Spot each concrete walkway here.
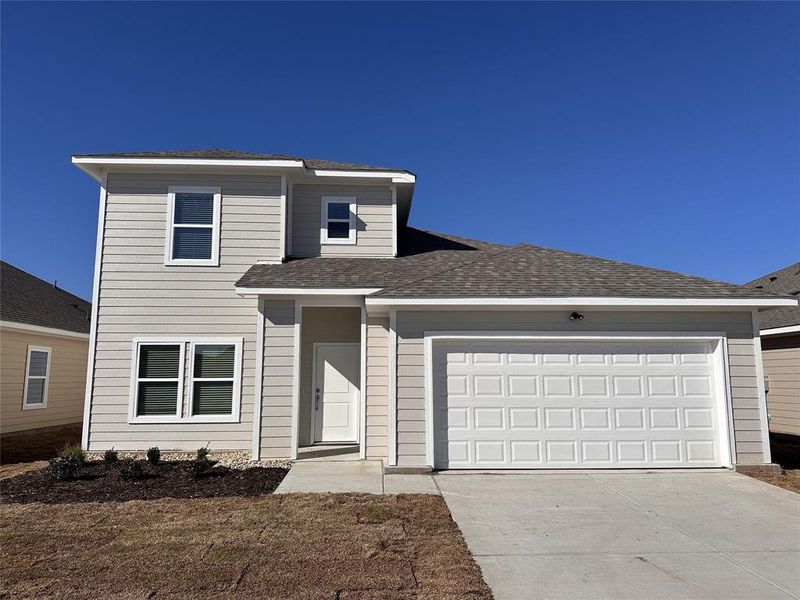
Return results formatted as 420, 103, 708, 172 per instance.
274, 459, 440, 494
437, 471, 800, 600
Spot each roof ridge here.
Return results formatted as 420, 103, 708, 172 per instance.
376, 244, 524, 296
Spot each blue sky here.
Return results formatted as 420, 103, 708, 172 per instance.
2, 1, 798, 301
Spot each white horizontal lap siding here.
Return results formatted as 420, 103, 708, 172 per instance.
291, 184, 393, 257
87, 173, 281, 452
260, 300, 296, 458
394, 310, 763, 467
365, 316, 390, 459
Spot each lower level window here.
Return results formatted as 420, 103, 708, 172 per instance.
191, 344, 236, 417
130, 338, 241, 423
23, 346, 50, 409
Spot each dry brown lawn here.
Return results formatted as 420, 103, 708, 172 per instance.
0, 493, 493, 600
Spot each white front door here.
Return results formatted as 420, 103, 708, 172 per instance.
313, 343, 359, 443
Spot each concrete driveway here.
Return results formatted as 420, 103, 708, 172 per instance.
436, 471, 800, 600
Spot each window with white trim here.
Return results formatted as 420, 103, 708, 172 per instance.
189, 343, 241, 421
129, 339, 242, 424
23, 346, 50, 409
320, 197, 356, 244
165, 186, 221, 265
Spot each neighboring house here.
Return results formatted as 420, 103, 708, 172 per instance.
747, 263, 800, 438
72, 149, 797, 471
0, 261, 91, 450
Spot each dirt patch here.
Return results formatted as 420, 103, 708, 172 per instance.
0, 494, 493, 599
747, 469, 800, 494
0, 423, 82, 464
744, 433, 800, 494
1, 461, 288, 503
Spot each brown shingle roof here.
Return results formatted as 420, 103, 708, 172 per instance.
237, 229, 787, 301
746, 262, 800, 330
1, 262, 91, 334
72, 148, 414, 175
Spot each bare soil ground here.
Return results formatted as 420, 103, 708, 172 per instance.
0, 493, 493, 599
0, 423, 82, 464
745, 433, 800, 494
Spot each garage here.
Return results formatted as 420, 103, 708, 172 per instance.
431, 337, 731, 469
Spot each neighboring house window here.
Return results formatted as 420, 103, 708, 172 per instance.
189, 343, 241, 422
23, 346, 50, 409
320, 197, 356, 244
165, 186, 221, 266
129, 338, 242, 424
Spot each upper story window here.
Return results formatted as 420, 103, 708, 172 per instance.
165, 186, 221, 266
23, 346, 50, 410
320, 196, 356, 245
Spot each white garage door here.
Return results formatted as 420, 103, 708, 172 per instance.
433, 339, 728, 469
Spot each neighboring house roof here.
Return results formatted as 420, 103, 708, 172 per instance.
71, 148, 414, 175
746, 262, 800, 330
1, 261, 91, 334
237, 228, 786, 301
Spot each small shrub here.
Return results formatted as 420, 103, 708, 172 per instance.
103, 448, 119, 465
188, 445, 218, 478
49, 456, 81, 481
146, 447, 161, 465
59, 444, 87, 466
196, 445, 210, 461
117, 459, 146, 480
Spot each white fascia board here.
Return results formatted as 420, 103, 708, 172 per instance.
1, 320, 90, 340
235, 287, 381, 297
308, 169, 416, 183
760, 324, 800, 336
71, 156, 305, 169
365, 297, 799, 308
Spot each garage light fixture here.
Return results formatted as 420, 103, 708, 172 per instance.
569, 312, 584, 321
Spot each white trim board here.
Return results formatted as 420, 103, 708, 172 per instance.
422, 331, 735, 470
366, 297, 798, 308
82, 172, 107, 449
388, 309, 398, 466
760, 324, 800, 336
751, 310, 773, 464
359, 305, 368, 459
236, 287, 381, 297
1, 321, 89, 340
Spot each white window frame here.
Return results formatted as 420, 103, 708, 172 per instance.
23, 345, 51, 410
187, 339, 243, 423
320, 196, 356, 245
128, 337, 243, 424
164, 186, 222, 266
128, 341, 185, 424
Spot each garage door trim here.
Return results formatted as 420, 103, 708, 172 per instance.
423, 331, 735, 469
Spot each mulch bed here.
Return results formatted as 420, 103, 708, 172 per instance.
743, 433, 800, 494
0, 494, 493, 599
1, 461, 288, 504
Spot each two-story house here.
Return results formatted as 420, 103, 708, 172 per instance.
73, 149, 796, 471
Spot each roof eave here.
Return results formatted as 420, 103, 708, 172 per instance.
71, 156, 416, 183
364, 296, 799, 308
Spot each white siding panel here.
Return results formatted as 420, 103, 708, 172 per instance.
260, 300, 296, 458
86, 172, 281, 452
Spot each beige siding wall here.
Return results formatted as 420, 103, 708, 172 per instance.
298, 307, 361, 445
762, 334, 800, 436
394, 310, 765, 467
365, 316, 389, 459
1, 329, 88, 434
87, 172, 282, 451
291, 183, 393, 257
260, 300, 296, 458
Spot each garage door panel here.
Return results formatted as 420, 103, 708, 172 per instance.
433, 340, 726, 469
